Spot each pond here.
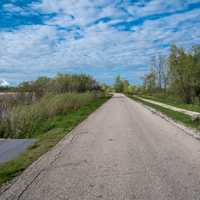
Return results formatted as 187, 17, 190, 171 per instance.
0, 139, 36, 164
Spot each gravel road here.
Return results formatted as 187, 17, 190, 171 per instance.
1, 94, 200, 200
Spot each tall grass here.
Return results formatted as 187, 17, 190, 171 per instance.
0, 92, 35, 120
0, 92, 98, 138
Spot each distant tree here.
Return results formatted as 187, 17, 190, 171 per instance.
122, 79, 130, 94
127, 85, 135, 94
143, 68, 157, 94
151, 54, 169, 90
101, 84, 113, 93
32, 76, 51, 97
17, 74, 100, 98
114, 76, 124, 92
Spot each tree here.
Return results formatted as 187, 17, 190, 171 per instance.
168, 44, 195, 103
114, 76, 124, 92
141, 44, 200, 104
192, 45, 200, 103
151, 55, 168, 90
122, 80, 129, 94
101, 84, 113, 93
143, 68, 157, 94
127, 85, 135, 94
114, 76, 130, 93
17, 74, 100, 97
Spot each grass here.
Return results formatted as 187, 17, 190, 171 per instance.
0, 92, 99, 138
0, 95, 110, 186
130, 95, 200, 132
139, 93, 200, 113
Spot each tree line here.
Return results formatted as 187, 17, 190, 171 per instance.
0, 73, 101, 111
113, 75, 135, 94
143, 44, 200, 104
16, 73, 100, 98
0, 74, 102, 138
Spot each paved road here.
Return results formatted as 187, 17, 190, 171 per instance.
1, 94, 200, 200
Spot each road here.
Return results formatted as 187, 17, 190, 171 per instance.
1, 94, 200, 200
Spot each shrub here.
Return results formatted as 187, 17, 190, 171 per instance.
0, 92, 98, 138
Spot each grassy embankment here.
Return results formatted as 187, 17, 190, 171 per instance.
0, 92, 110, 186
139, 93, 200, 112
130, 95, 200, 132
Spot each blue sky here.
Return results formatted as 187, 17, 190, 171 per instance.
0, 0, 200, 85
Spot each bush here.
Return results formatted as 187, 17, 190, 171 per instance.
0, 92, 98, 138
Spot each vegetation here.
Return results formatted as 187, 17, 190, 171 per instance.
0, 93, 99, 138
113, 75, 135, 94
0, 86, 16, 92
0, 96, 109, 185
17, 74, 100, 98
125, 44, 200, 127
0, 73, 103, 139
101, 84, 114, 94
142, 44, 200, 104
131, 95, 200, 132
138, 93, 200, 113
0, 73, 100, 115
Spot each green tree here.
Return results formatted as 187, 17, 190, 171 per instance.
127, 85, 135, 94
168, 44, 195, 103
17, 74, 100, 97
192, 45, 200, 103
122, 79, 130, 94
114, 76, 124, 92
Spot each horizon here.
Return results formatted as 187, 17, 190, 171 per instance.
0, 72, 141, 87
1, 0, 200, 86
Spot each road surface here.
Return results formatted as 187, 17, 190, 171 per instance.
1, 94, 200, 200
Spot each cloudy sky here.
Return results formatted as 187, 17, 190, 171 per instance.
0, 0, 200, 85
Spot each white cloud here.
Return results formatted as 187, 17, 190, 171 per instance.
0, 80, 10, 87
0, 0, 200, 84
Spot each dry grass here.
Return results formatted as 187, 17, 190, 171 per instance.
0, 92, 98, 138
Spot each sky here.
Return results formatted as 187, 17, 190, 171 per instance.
0, 0, 200, 86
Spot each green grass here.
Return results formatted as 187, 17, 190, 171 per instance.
140, 93, 200, 113
0, 96, 110, 186
130, 95, 200, 131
